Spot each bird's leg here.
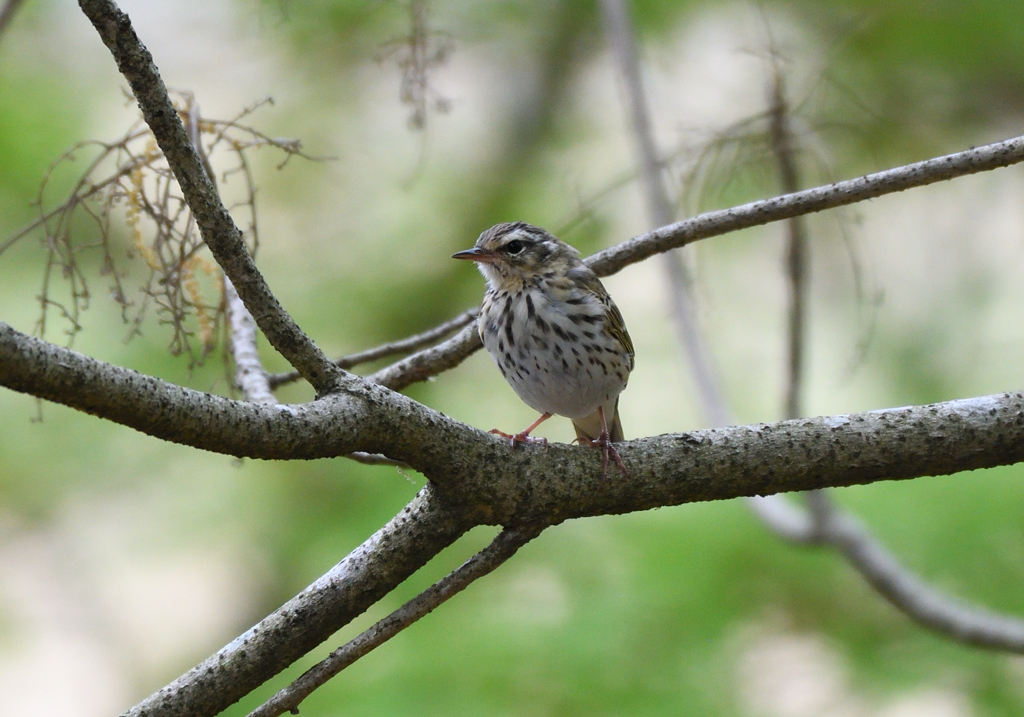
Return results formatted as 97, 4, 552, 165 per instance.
576, 406, 629, 479
490, 412, 552, 448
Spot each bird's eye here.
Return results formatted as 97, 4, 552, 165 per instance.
505, 240, 525, 255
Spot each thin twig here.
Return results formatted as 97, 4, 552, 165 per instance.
368, 322, 482, 391
247, 524, 542, 717
267, 309, 477, 389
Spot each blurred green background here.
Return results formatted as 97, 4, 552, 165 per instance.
2, 1, 1024, 715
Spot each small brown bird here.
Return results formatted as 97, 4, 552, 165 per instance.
453, 221, 634, 477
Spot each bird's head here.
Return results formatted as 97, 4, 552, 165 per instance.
452, 222, 581, 290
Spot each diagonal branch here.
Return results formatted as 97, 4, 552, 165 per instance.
247, 524, 543, 717
586, 133, 1024, 277
369, 322, 482, 391
124, 485, 474, 717
78, 0, 342, 394
805, 491, 1024, 651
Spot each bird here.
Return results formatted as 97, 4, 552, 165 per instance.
452, 221, 634, 477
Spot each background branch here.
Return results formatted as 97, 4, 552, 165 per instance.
807, 490, 1024, 650
601, 0, 1024, 659
0, 0, 24, 43
599, 0, 731, 427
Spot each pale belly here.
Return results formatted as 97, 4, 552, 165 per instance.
480, 289, 630, 420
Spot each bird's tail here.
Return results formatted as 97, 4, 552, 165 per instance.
572, 398, 624, 443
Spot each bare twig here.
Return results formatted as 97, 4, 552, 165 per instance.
267, 309, 477, 389
368, 322, 482, 391
78, 0, 342, 393
345, 451, 410, 467
585, 133, 1024, 278
248, 524, 542, 717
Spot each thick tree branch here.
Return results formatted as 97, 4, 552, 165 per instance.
0, 322, 481, 479
77, 0, 342, 393
4, 322, 1024, 525
248, 524, 542, 717
124, 485, 474, 717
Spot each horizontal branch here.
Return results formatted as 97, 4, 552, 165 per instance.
4, 322, 1023, 525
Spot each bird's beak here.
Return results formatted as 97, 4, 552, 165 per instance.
451, 247, 497, 264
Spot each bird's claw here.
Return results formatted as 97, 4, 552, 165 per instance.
489, 428, 548, 448
577, 431, 629, 479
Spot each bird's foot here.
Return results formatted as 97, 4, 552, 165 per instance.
489, 428, 549, 448
489, 412, 553, 449
577, 430, 629, 479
